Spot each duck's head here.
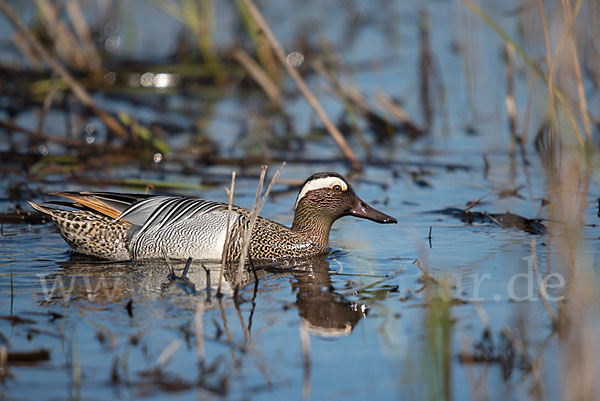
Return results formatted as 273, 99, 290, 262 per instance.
292, 172, 396, 245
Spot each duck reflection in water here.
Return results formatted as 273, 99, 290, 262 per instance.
42, 254, 366, 338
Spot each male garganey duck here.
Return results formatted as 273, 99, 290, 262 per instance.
29, 172, 396, 261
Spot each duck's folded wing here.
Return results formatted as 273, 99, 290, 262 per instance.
53, 192, 230, 232
117, 197, 229, 234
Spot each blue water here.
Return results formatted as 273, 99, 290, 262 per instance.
1, 0, 599, 400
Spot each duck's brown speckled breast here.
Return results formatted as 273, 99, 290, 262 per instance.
226, 215, 328, 262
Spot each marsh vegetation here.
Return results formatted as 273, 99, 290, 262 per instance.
0, 0, 599, 400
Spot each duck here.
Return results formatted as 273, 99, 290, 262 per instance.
29, 172, 397, 262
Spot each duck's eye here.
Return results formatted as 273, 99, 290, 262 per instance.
332, 185, 342, 192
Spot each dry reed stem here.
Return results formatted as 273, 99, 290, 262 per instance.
504, 44, 518, 148
0, 346, 6, 380
65, 0, 102, 73
218, 171, 236, 297
464, 191, 492, 213
235, 165, 267, 291
232, 47, 281, 105
37, 74, 59, 134
535, 0, 563, 147
461, 0, 585, 148
242, 0, 361, 171
520, 66, 536, 158
0, 0, 128, 140
560, 0, 591, 142
234, 162, 285, 290
12, 33, 42, 70
413, 258, 437, 285
315, 60, 415, 148
36, 0, 87, 70
235, 0, 282, 84
154, 339, 181, 370
540, 0, 588, 148
313, 60, 369, 112
255, 162, 285, 212
537, 0, 558, 119
375, 92, 412, 124
312, 44, 373, 158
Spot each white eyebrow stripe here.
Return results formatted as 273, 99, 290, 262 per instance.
295, 177, 348, 209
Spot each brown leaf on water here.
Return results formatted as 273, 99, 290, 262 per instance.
430, 208, 547, 235
7, 349, 50, 365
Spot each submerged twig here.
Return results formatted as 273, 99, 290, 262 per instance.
419, 10, 433, 131
182, 257, 192, 279
195, 302, 205, 374
428, 226, 433, 248
202, 264, 211, 303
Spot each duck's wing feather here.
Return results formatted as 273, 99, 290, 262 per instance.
52, 192, 153, 221
117, 196, 230, 234
52, 193, 230, 232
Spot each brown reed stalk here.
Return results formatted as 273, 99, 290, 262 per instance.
37, 74, 59, 135
12, 33, 42, 70
217, 171, 236, 298
504, 44, 518, 152
65, 0, 102, 73
242, 0, 361, 171
520, 66, 536, 160
0, 0, 128, 140
535, 0, 559, 146
462, 0, 585, 148
234, 163, 285, 292
317, 39, 373, 157
232, 48, 281, 105
560, 0, 591, 143
375, 92, 413, 126
234, 0, 281, 84
235, 166, 266, 293
36, 0, 87, 70
419, 10, 433, 132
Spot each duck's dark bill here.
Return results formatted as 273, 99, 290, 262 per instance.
348, 200, 397, 224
